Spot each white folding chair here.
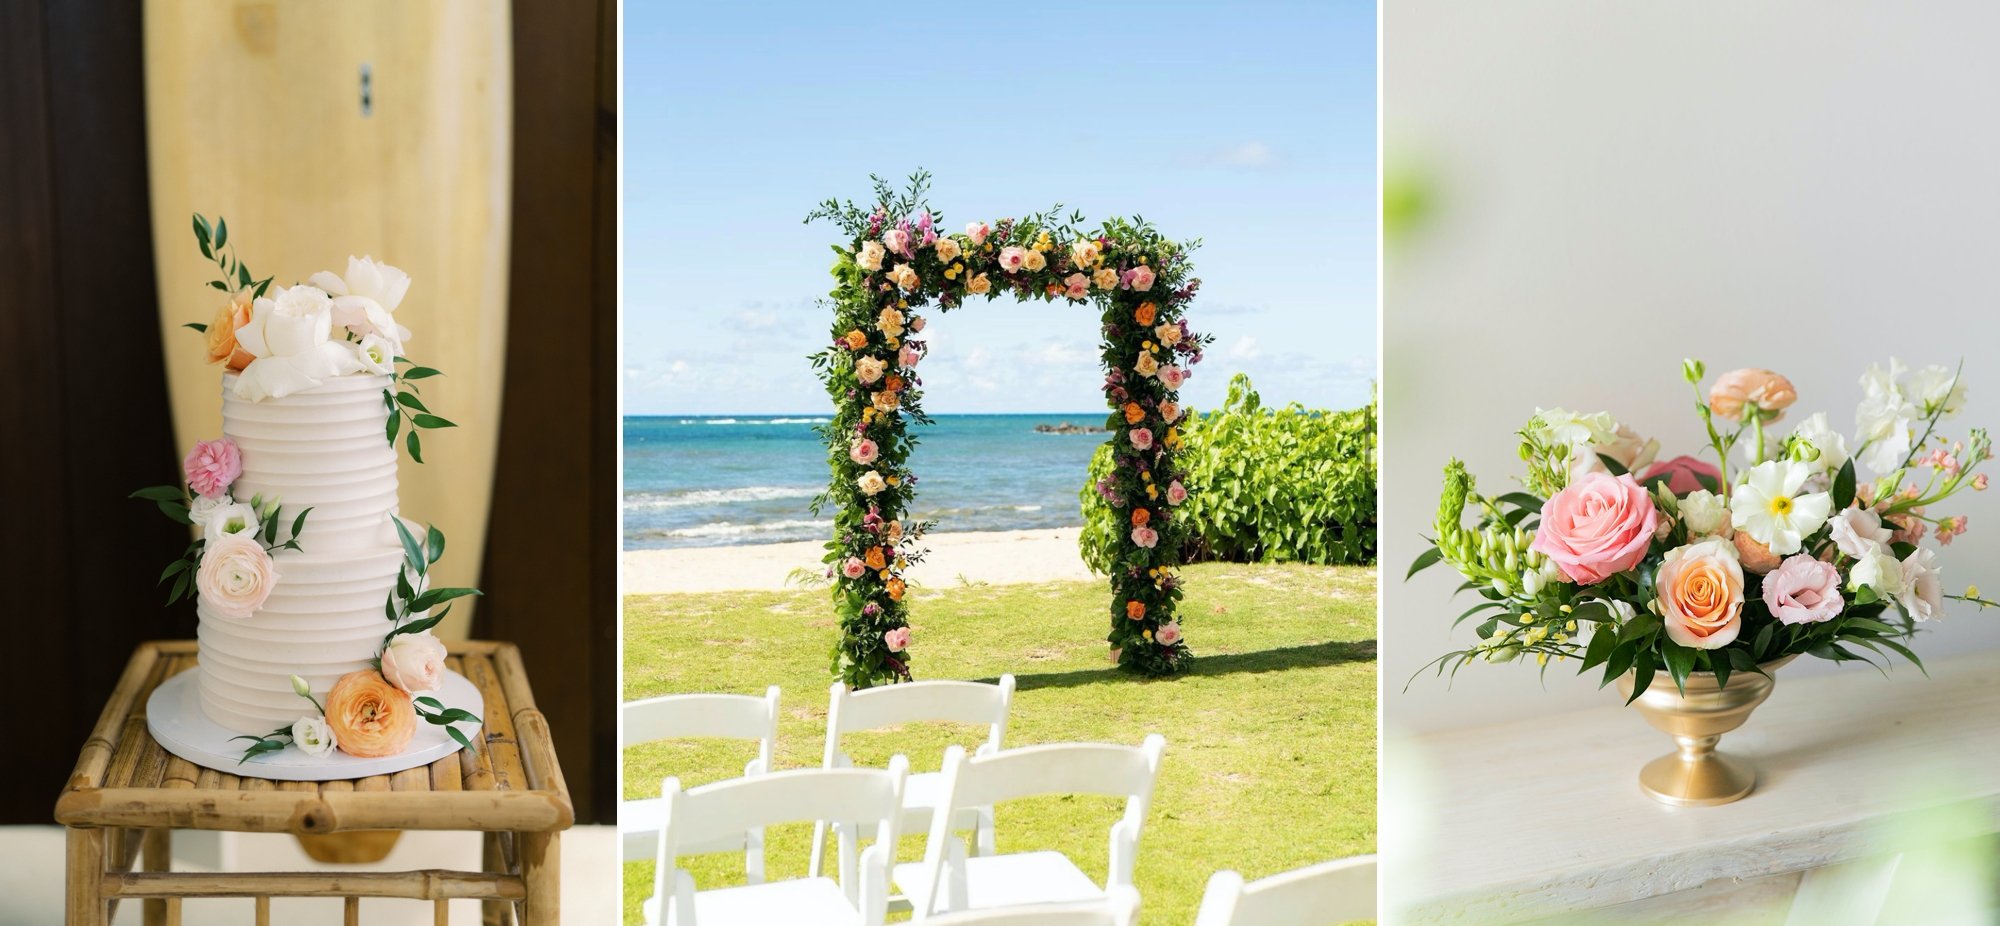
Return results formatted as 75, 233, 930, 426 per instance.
620, 687, 780, 879
810, 675, 1016, 902
923, 884, 1141, 926
897, 735, 1167, 921
649, 759, 909, 926
1193, 855, 1377, 926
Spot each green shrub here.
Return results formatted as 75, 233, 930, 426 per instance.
1081, 373, 1377, 568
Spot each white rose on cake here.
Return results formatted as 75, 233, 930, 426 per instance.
380, 630, 449, 693
309, 255, 413, 352
232, 285, 366, 401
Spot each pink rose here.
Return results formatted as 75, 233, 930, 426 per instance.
1130, 428, 1155, 450
1160, 401, 1182, 423
1166, 480, 1187, 505
998, 247, 1028, 272
883, 627, 910, 652
1530, 472, 1659, 584
910, 316, 926, 333
195, 532, 278, 619
1131, 525, 1159, 548
882, 228, 912, 257
1639, 455, 1722, 496
1657, 538, 1745, 649
1158, 366, 1188, 389
379, 631, 449, 694
849, 438, 879, 465
965, 222, 989, 246
1064, 272, 1090, 300
1762, 554, 1844, 625
842, 557, 867, 579
899, 344, 921, 368
1122, 265, 1156, 291
1155, 621, 1182, 646
183, 438, 243, 499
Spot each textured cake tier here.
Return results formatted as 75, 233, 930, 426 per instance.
199, 372, 408, 734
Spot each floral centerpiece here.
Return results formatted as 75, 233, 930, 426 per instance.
1410, 359, 1991, 802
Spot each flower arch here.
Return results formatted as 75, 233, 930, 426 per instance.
809, 173, 1211, 688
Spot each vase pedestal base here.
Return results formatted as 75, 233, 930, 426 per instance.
1639, 748, 1756, 806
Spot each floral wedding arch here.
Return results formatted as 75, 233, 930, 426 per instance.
809, 173, 1211, 688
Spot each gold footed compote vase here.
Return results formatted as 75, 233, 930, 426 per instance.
1616, 654, 1796, 806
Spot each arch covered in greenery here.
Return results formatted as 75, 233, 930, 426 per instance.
809, 173, 1211, 688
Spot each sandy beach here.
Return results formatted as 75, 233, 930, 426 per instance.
623, 527, 1096, 594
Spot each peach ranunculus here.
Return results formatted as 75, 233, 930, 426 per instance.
1639, 455, 1723, 496
196, 533, 278, 619
325, 670, 418, 758
205, 290, 256, 371
1708, 368, 1798, 423
379, 630, 449, 694
1732, 530, 1784, 574
1655, 537, 1746, 649
1529, 472, 1659, 584
1134, 303, 1157, 326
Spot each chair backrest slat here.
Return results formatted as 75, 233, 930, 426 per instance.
664, 763, 906, 854
947, 739, 1162, 809
1194, 856, 1377, 926
623, 687, 779, 747
830, 676, 1015, 734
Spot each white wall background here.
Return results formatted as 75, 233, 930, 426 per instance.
1384, 1, 2000, 737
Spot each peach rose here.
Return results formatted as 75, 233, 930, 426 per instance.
1154, 323, 1183, 346
855, 356, 886, 384
1134, 303, 1157, 326
379, 631, 448, 694
1530, 472, 1658, 584
325, 670, 418, 758
1160, 401, 1182, 423
865, 547, 887, 570
1071, 238, 1102, 268
1123, 403, 1145, 425
205, 290, 255, 371
844, 330, 869, 350
886, 577, 906, 601
871, 390, 899, 413
1134, 352, 1160, 377
888, 264, 920, 293
856, 240, 886, 271
1064, 272, 1090, 300
1656, 538, 1745, 649
1123, 265, 1156, 291
966, 273, 992, 295
934, 237, 961, 262
1126, 600, 1147, 620
196, 533, 278, 619
1131, 508, 1151, 527
1023, 249, 1047, 272
1708, 369, 1797, 422
1093, 268, 1120, 290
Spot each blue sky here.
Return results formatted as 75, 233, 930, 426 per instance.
623, 0, 1376, 415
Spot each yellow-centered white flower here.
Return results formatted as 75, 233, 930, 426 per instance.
1729, 460, 1832, 555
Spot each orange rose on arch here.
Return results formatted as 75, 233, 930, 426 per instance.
205, 290, 255, 371
1125, 600, 1146, 620
1122, 403, 1145, 425
325, 670, 418, 758
884, 375, 904, 393
1131, 508, 1151, 527
865, 547, 887, 570
1134, 302, 1157, 326
886, 577, 906, 601
844, 330, 869, 350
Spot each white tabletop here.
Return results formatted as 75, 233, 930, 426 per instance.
1385, 651, 2000, 924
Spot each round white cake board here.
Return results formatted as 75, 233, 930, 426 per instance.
146, 668, 484, 781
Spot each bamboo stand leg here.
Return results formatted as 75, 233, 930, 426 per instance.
66, 826, 107, 926
484, 831, 511, 926
142, 828, 179, 926
518, 830, 559, 926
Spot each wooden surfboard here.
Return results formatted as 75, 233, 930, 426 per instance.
145, 0, 512, 640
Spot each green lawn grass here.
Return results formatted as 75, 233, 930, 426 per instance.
621, 562, 1377, 925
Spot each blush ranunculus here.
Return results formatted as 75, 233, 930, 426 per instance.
1639, 455, 1722, 496
195, 532, 278, 619
1762, 554, 1844, 625
1656, 538, 1745, 649
1529, 472, 1659, 584
1708, 368, 1798, 422
183, 438, 243, 499
324, 670, 418, 758
378, 631, 449, 694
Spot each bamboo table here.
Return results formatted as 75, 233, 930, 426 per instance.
55, 640, 574, 926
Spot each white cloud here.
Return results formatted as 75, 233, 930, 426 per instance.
732, 308, 781, 331
1190, 141, 1281, 170
1227, 335, 1262, 361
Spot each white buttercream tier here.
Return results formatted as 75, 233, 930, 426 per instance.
199, 372, 416, 735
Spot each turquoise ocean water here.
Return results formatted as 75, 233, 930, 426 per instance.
623, 414, 1110, 549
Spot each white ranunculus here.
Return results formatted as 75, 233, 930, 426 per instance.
1730, 460, 1832, 555
1787, 411, 1851, 477
233, 285, 366, 400
308, 255, 412, 351
1898, 547, 1944, 621
1906, 364, 1967, 417
1855, 359, 1917, 473
354, 334, 397, 375
291, 715, 338, 758
1848, 547, 1907, 599
1680, 489, 1733, 539
1828, 507, 1893, 559
204, 501, 262, 537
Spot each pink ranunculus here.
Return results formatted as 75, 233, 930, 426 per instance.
1762, 554, 1844, 625
1130, 428, 1155, 450
183, 438, 243, 499
997, 246, 1028, 272
1122, 265, 1156, 291
379, 630, 449, 694
1158, 365, 1188, 389
1639, 455, 1722, 496
849, 438, 879, 465
842, 557, 867, 579
1131, 525, 1159, 549
1064, 272, 1090, 300
899, 344, 921, 368
1166, 480, 1187, 505
1155, 621, 1182, 646
883, 627, 910, 652
1530, 472, 1659, 584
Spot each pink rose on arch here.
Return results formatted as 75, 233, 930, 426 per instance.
1064, 272, 1090, 300
1530, 472, 1659, 584
1130, 428, 1155, 450
965, 221, 990, 245
1762, 554, 1844, 625
997, 246, 1029, 272
1122, 265, 1156, 291
1158, 365, 1188, 389
183, 438, 243, 499
1166, 480, 1188, 505
882, 227, 912, 257
910, 315, 926, 333
1639, 455, 1722, 496
849, 439, 879, 465
842, 557, 867, 580
1155, 621, 1182, 646
1131, 525, 1159, 548
899, 344, 921, 368
883, 627, 911, 652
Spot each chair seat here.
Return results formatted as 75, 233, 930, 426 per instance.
899, 771, 983, 833
622, 796, 749, 862
894, 851, 1105, 915
646, 877, 862, 926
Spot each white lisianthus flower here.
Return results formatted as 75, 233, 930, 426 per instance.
1855, 358, 1918, 473
1730, 460, 1832, 555
1786, 411, 1851, 478
1828, 508, 1893, 559
188, 494, 230, 535
1679, 489, 1733, 539
1906, 364, 1967, 417
291, 715, 338, 758
204, 501, 262, 537
1848, 547, 1906, 599
233, 285, 366, 400
1897, 547, 1945, 621
308, 255, 412, 351
354, 334, 397, 375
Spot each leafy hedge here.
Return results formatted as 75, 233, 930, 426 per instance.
1081, 373, 1376, 569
